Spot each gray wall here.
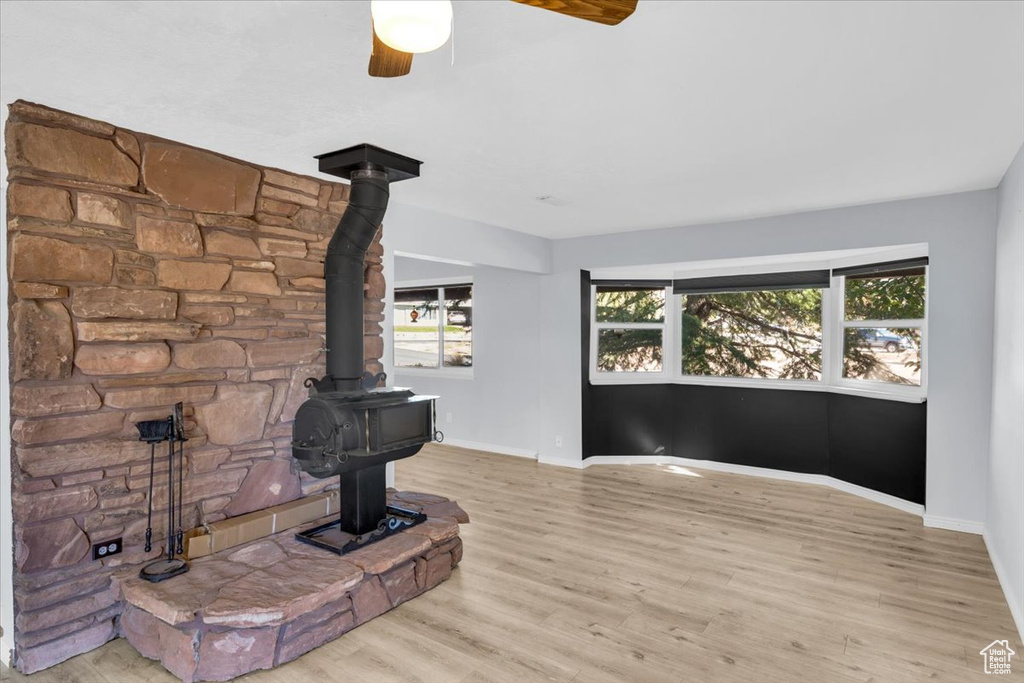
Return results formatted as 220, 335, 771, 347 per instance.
541, 190, 999, 527
381, 204, 548, 456
385, 202, 551, 274
391, 257, 542, 455
987, 143, 1024, 637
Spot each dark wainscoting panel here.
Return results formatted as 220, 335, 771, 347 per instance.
827, 392, 926, 504
586, 383, 926, 504
672, 385, 830, 475
590, 383, 674, 456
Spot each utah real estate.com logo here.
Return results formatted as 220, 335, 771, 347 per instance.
979, 640, 1015, 675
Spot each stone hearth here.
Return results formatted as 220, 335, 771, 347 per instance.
115, 490, 468, 682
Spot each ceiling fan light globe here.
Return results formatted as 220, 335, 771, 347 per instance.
371, 0, 453, 54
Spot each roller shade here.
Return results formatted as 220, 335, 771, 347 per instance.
592, 280, 671, 291
672, 270, 830, 295
394, 283, 472, 302
832, 257, 928, 279
442, 284, 472, 301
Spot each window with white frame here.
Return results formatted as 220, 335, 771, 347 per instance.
836, 260, 927, 387
394, 284, 473, 369
679, 288, 824, 381
591, 256, 928, 398
674, 269, 829, 382
593, 284, 667, 373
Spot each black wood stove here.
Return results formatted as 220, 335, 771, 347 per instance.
291, 144, 437, 555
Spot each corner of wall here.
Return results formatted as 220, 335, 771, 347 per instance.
984, 140, 1024, 644
984, 530, 1024, 643
1, 183, 15, 666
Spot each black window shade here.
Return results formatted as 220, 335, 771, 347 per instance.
832, 257, 928, 279
592, 280, 671, 292
443, 284, 472, 301
673, 270, 830, 295
395, 283, 472, 303
394, 287, 437, 303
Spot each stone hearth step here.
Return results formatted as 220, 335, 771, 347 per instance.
115, 490, 467, 682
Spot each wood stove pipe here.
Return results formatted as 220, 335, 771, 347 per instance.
313, 144, 422, 394
324, 165, 390, 393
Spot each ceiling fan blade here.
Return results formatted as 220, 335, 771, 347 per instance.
368, 23, 413, 78
510, 0, 637, 26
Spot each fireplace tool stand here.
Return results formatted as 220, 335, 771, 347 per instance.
135, 402, 189, 583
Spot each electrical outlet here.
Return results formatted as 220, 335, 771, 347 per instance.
445, 412, 453, 424
555, 435, 563, 447
92, 538, 123, 561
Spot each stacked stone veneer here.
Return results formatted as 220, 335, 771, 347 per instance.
118, 491, 467, 682
5, 101, 387, 673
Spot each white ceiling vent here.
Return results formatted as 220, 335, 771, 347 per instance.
536, 195, 570, 207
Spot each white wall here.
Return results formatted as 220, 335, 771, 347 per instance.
393, 257, 542, 456
539, 190, 999, 527
383, 203, 550, 456
986, 143, 1024, 639
385, 202, 551, 274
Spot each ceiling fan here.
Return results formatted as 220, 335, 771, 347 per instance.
368, 0, 638, 78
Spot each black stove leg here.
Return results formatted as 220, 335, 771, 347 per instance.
337, 464, 387, 536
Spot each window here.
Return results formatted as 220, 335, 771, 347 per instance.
674, 270, 829, 382
394, 284, 472, 369
680, 289, 823, 380
838, 261, 926, 386
590, 254, 928, 399
594, 285, 665, 372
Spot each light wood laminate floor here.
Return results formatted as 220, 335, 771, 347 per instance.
3, 444, 1021, 682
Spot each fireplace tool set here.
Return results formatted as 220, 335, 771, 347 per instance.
135, 402, 190, 583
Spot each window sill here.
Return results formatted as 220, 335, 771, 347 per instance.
589, 374, 926, 403
394, 367, 474, 381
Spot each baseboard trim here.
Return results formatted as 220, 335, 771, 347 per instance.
537, 453, 586, 469
983, 531, 1024, 643
441, 439, 537, 460
923, 514, 985, 535
604, 455, 926, 517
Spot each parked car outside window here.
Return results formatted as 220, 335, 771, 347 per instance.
856, 328, 916, 353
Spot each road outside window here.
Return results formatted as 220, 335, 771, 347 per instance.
395, 284, 473, 369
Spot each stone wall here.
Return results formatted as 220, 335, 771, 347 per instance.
5, 101, 386, 672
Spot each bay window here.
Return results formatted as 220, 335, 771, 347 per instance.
591, 256, 928, 400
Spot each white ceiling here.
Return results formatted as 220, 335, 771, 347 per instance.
1, 1, 1022, 239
